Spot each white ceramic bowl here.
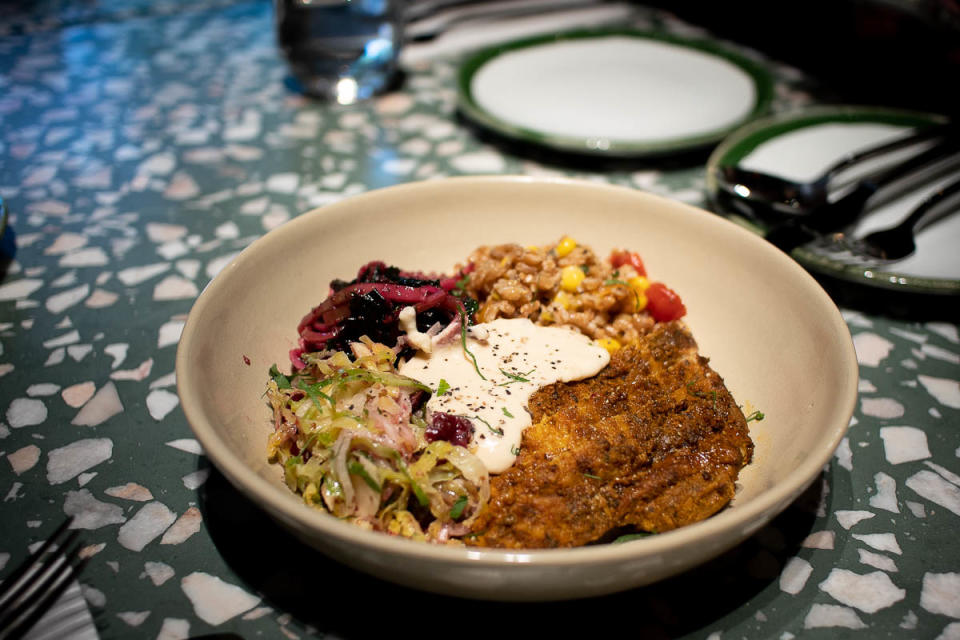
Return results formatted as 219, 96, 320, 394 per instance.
176, 176, 858, 601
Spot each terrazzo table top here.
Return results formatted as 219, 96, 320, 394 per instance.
1, 1, 958, 638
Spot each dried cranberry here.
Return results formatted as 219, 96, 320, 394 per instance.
426, 412, 474, 448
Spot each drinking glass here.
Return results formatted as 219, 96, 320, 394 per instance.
274, 0, 404, 104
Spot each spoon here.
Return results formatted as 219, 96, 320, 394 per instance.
717, 134, 960, 252
718, 121, 957, 221
849, 175, 960, 262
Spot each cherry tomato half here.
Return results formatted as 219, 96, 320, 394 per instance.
646, 282, 686, 322
609, 250, 647, 276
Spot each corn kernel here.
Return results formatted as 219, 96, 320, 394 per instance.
631, 290, 648, 312
596, 337, 621, 353
560, 265, 585, 291
540, 309, 554, 323
555, 236, 577, 258
628, 276, 650, 292
552, 291, 573, 309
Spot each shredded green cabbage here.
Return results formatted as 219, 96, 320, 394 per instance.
266, 336, 489, 543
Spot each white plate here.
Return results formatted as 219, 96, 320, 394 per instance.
457, 30, 774, 157
706, 106, 959, 294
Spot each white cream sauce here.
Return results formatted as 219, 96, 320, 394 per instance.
398, 317, 610, 473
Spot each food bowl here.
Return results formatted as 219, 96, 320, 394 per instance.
176, 176, 857, 601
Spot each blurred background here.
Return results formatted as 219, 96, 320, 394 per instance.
645, 0, 960, 116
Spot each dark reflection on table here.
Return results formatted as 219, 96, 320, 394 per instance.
644, 0, 960, 117
198, 461, 827, 639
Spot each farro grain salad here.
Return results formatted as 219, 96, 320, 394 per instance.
265, 237, 755, 548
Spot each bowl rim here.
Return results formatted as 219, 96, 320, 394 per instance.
176, 175, 858, 569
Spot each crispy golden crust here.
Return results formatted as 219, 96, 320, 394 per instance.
466, 321, 753, 549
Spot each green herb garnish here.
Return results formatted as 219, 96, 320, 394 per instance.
686, 379, 718, 410
502, 407, 514, 418
410, 480, 430, 507
582, 472, 601, 480
745, 410, 765, 423
449, 495, 468, 520
452, 273, 470, 296
498, 368, 535, 386
473, 415, 502, 436
298, 380, 335, 410
436, 379, 450, 396
603, 278, 641, 309
347, 461, 381, 492
458, 304, 486, 380
269, 364, 291, 389
393, 454, 430, 507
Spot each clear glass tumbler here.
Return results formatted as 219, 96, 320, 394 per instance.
274, 0, 404, 104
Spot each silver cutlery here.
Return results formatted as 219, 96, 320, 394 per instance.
0, 518, 87, 640
718, 121, 956, 216
813, 176, 960, 265
728, 135, 960, 253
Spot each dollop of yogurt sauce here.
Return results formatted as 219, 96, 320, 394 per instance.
397, 314, 610, 473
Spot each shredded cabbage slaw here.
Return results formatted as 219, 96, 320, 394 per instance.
266, 337, 490, 544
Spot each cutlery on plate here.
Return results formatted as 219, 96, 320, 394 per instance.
0, 518, 87, 640
814, 175, 960, 264
718, 121, 957, 217
725, 135, 960, 253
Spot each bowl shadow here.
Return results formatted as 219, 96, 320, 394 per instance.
197, 461, 826, 639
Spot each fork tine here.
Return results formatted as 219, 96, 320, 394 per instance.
0, 530, 79, 614
0, 518, 74, 606
0, 518, 85, 640
0, 549, 88, 640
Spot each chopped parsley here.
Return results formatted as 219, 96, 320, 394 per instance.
473, 415, 502, 436
458, 304, 485, 380
449, 495, 468, 520
298, 379, 336, 410
602, 278, 640, 308
502, 407, 514, 418
498, 368, 535, 386
436, 378, 450, 396
269, 364, 291, 389
745, 409, 765, 423
603, 278, 631, 287
686, 379, 718, 410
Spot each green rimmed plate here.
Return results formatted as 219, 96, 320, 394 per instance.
456, 29, 775, 158
705, 105, 958, 296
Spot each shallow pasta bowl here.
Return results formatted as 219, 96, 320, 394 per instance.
176, 176, 857, 601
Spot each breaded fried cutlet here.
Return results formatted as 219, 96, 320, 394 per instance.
467, 321, 753, 549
